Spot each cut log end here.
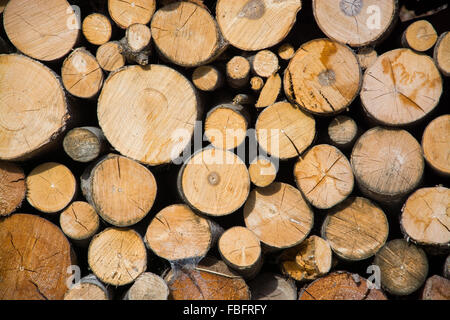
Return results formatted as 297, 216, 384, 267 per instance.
192, 65, 224, 92
402, 20, 437, 52
60, 201, 99, 242
0, 54, 68, 161
322, 197, 389, 261
422, 115, 450, 176
0, 162, 26, 216
313, 0, 397, 47
244, 182, 314, 250
255, 73, 281, 108
280, 235, 332, 281
62, 48, 104, 99
278, 43, 295, 60
120, 23, 152, 65
165, 257, 251, 300
434, 32, 450, 77
401, 187, 450, 248
151, 1, 225, 67
294, 144, 354, 209
250, 50, 279, 78
218, 226, 262, 278
421, 275, 450, 300
179, 148, 250, 216
0, 213, 76, 300
226, 56, 251, 88
356, 47, 378, 70
63, 127, 107, 163
374, 239, 428, 296
250, 76, 264, 91
64, 275, 111, 300
82, 13, 112, 46
81, 154, 157, 227
26, 162, 76, 214
361, 49, 442, 126
249, 273, 297, 300
145, 204, 216, 262
3, 0, 79, 61
351, 127, 424, 204
327, 115, 358, 148
256, 101, 316, 160
284, 39, 361, 115
216, 0, 302, 51
124, 272, 169, 300
204, 104, 248, 150
98, 64, 199, 165
88, 227, 147, 286
96, 42, 126, 72
249, 156, 277, 188
108, 0, 156, 29
299, 271, 387, 300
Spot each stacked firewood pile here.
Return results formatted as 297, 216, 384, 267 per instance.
0, 0, 449, 300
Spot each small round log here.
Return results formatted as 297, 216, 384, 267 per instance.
280, 235, 332, 281
26, 162, 77, 214
123, 272, 169, 300
356, 47, 378, 70
82, 13, 112, 46
204, 103, 248, 150
374, 239, 429, 296
294, 144, 354, 209
327, 115, 358, 149
421, 275, 450, 300
284, 38, 361, 115
88, 227, 147, 286
278, 43, 295, 60
120, 23, 152, 65
61, 48, 104, 99
249, 50, 279, 78
145, 204, 220, 262
226, 56, 251, 89
248, 156, 277, 188
96, 41, 126, 72
218, 226, 262, 279
351, 127, 424, 204
402, 20, 437, 52
81, 154, 157, 227
63, 127, 108, 163
250, 76, 264, 91
322, 197, 389, 261
255, 101, 316, 160
192, 65, 224, 92
244, 182, 314, 250
59, 201, 100, 244
255, 73, 281, 108
177, 148, 250, 217
64, 274, 111, 300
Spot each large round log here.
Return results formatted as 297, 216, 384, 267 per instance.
3, 0, 79, 61
98, 64, 200, 166
351, 127, 424, 204
360, 49, 442, 126
313, 0, 397, 47
0, 54, 69, 161
0, 213, 76, 300
216, 0, 302, 51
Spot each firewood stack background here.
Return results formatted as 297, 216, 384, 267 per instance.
0, 0, 449, 300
